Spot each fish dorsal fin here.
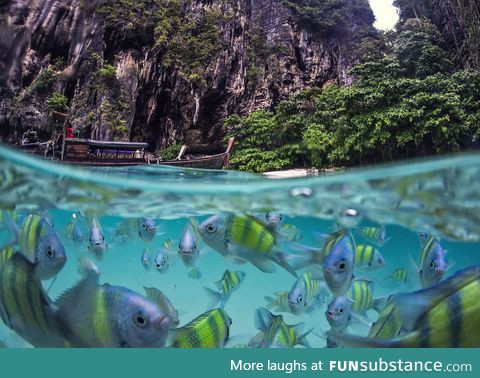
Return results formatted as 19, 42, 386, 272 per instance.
393, 266, 480, 331
291, 322, 305, 335
56, 277, 99, 338
254, 307, 277, 332
144, 287, 175, 313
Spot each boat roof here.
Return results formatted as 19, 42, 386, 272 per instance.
65, 138, 149, 149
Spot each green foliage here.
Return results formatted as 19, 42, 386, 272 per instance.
158, 144, 183, 161
34, 68, 56, 92
155, 2, 223, 83
99, 98, 129, 141
98, 64, 117, 80
227, 20, 480, 172
100, 0, 161, 37
47, 91, 68, 112
282, 0, 374, 36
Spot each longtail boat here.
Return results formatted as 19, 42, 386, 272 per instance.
18, 131, 235, 169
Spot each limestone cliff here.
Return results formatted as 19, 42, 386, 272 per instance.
0, 0, 375, 149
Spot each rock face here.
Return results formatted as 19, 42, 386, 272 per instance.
398, 0, 480, 70
0, 0, 374, 149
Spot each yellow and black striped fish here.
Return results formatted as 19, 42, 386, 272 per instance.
0, 245, 14, 267
355, 244, 385, 271
348, 279, 375, 313
288, 271, 328, 315
0, 250, 68, 347
171, 308, 232, 348
274, 321, 312, 348
368, 299, 405, 339
254, 307, 311, 348
204, 269, 246, 308
57, 278, 171, 348
198, 213, 299, 276
328, 265, 480, 347
264, 291, 290, 313
347, 279, 387, 314
390, 268, 408, 283
359, 226, 388, 246
18, 213, 67, 280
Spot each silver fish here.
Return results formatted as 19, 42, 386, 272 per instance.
141, 247, 152, 271
88, 216, 107, 261
178, 219, 200, 267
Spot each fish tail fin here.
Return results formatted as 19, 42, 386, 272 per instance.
276, 252, 299, 277
254, 307, 275, 333
298, 328, 314, 348
203, 287, 222, 308
288, 242, 324, 265
327, 330, 415, 348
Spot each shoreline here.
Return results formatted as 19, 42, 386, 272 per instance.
262, 167, 343, 179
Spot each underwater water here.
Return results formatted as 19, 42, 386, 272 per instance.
0, 144, 479, 348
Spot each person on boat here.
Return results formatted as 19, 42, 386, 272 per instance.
66, 125, 74, 138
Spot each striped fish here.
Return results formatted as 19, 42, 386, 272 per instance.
348, 279, 374, 313
87, 216, 107, 261
368, 299, 405, 339
390, 268, 408, 283
264, 291, 290, 313
198, 213, 299, 277
347, 279, 387, 314
65, 221, 84, 243
417, 236, 447, 288
326, 296, 354, 332
355, 244, 385, 271
359, 226, 389, 246
170, 309, 232, 348
0, 245, 14, 267
288, 271, 328, 315
275, 321, 312, 348
254, 307, 311, 348
204, 269, 246, 308
328, 265, 480, 347
57, 278, 171, 347
114, 217, 156, 242
18, 213, 67, 280
0, 251, 68, 347
321, 230, 356, 297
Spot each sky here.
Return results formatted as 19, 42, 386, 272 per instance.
369, 0, 399, 30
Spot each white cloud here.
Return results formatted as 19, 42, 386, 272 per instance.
369, 0, 399, 30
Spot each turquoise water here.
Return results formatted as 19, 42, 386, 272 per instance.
0, 144, 479, 348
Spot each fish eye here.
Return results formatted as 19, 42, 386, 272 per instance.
429, 261, 435, 269
142, 223, 147, 229
378, 258, 383, 263
338, 262, 346, 272
133, 311, 149, 328
206, 224, 217, 233
298, 296, 303, 303
265, 212, 270, 219
46, 247, 55, 259
338, 308, 344, 314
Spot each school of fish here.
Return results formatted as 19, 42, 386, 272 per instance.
0, 209, 479, 348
